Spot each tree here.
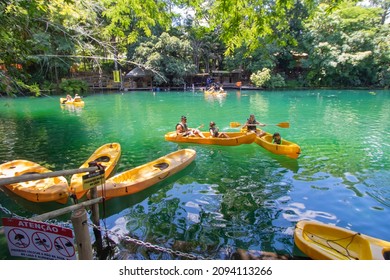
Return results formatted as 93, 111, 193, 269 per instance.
250, 68, 271, 87
0, 0, 175, 95
183, 0, 343, 55
132, 32, 196, 86
368, 0, 390, 24
0, 0, 51, 95
302, 2, 388, 87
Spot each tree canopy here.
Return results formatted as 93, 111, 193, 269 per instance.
0, 0, 389, 95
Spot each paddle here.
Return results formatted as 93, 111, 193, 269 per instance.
195, 124, 204, 130
230, 122, 290, 128
176, 124, 203, 134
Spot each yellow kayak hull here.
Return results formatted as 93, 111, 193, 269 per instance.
0, 160, 69, 204
165, 131, 256, 146
70, 143, 121, 199
89, 149, 196, 200
254, 131, 301, 159
60, 97, 85, 106
294, 220, 390, 260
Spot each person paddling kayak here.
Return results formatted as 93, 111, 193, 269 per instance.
242, 114, 266, 137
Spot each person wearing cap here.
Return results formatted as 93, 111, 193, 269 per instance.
176, 116, 205, 138
242, 114, 266, 137
209, 121, 229, 138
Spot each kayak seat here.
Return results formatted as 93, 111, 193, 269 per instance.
15, 171, 40, 176
153, 162, 169, 170
95, 156, 110, 162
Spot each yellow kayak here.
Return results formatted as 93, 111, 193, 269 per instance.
165, 131, 256, 146
252, 130, 301, 159
60, 97, 85, 106
70, 143, 121, 199
88, 149, 196, 200
0, 160, 69, 204
294, 220, 390, 260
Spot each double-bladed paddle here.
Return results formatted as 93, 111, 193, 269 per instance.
230, 122, 290, 128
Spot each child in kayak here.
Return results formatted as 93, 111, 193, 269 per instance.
209, 121, 229, 138
272, 132, 282, 144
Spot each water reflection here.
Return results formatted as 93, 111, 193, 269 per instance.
60, 104, 84, 115
204, 91, 227, 105
279, 199, 337, 222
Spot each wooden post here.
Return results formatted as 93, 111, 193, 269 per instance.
71, 208, 93, 260
89, 186, 103, 259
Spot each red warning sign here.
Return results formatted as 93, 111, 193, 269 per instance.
2, 217, 76, 260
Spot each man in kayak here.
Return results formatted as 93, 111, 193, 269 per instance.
242, 114, 266, 137
209, 121, 229, 138
176, 116, 205, 138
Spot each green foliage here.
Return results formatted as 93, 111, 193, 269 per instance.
0, 0, 389, 93
133, 32, 196, 86
250, 68, 286, 89
250, 68, 271, 87
186, 0, 343, 56
265, 73, 286, 89
59, 79, 89, 94
303, 3, 388, 87
101, 0, 171, 45
21, 82, 41, 97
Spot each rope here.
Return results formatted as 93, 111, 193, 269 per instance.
299, 226, 360, 260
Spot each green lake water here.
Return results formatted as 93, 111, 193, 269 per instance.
0, 89, 389, 259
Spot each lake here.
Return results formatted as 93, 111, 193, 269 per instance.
0, 89, 389, 260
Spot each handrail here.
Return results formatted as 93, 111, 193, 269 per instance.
0, 166, 99, 186
31, 197, 103, 221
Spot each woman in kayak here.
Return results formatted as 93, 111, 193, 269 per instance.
209, 121, 229, 138
242, 114, 266, 137
176, 116, 205, 138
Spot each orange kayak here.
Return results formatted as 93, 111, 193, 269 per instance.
0, 160, 69, 204
70, 143, 121, 199
89, 149, 196, 200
